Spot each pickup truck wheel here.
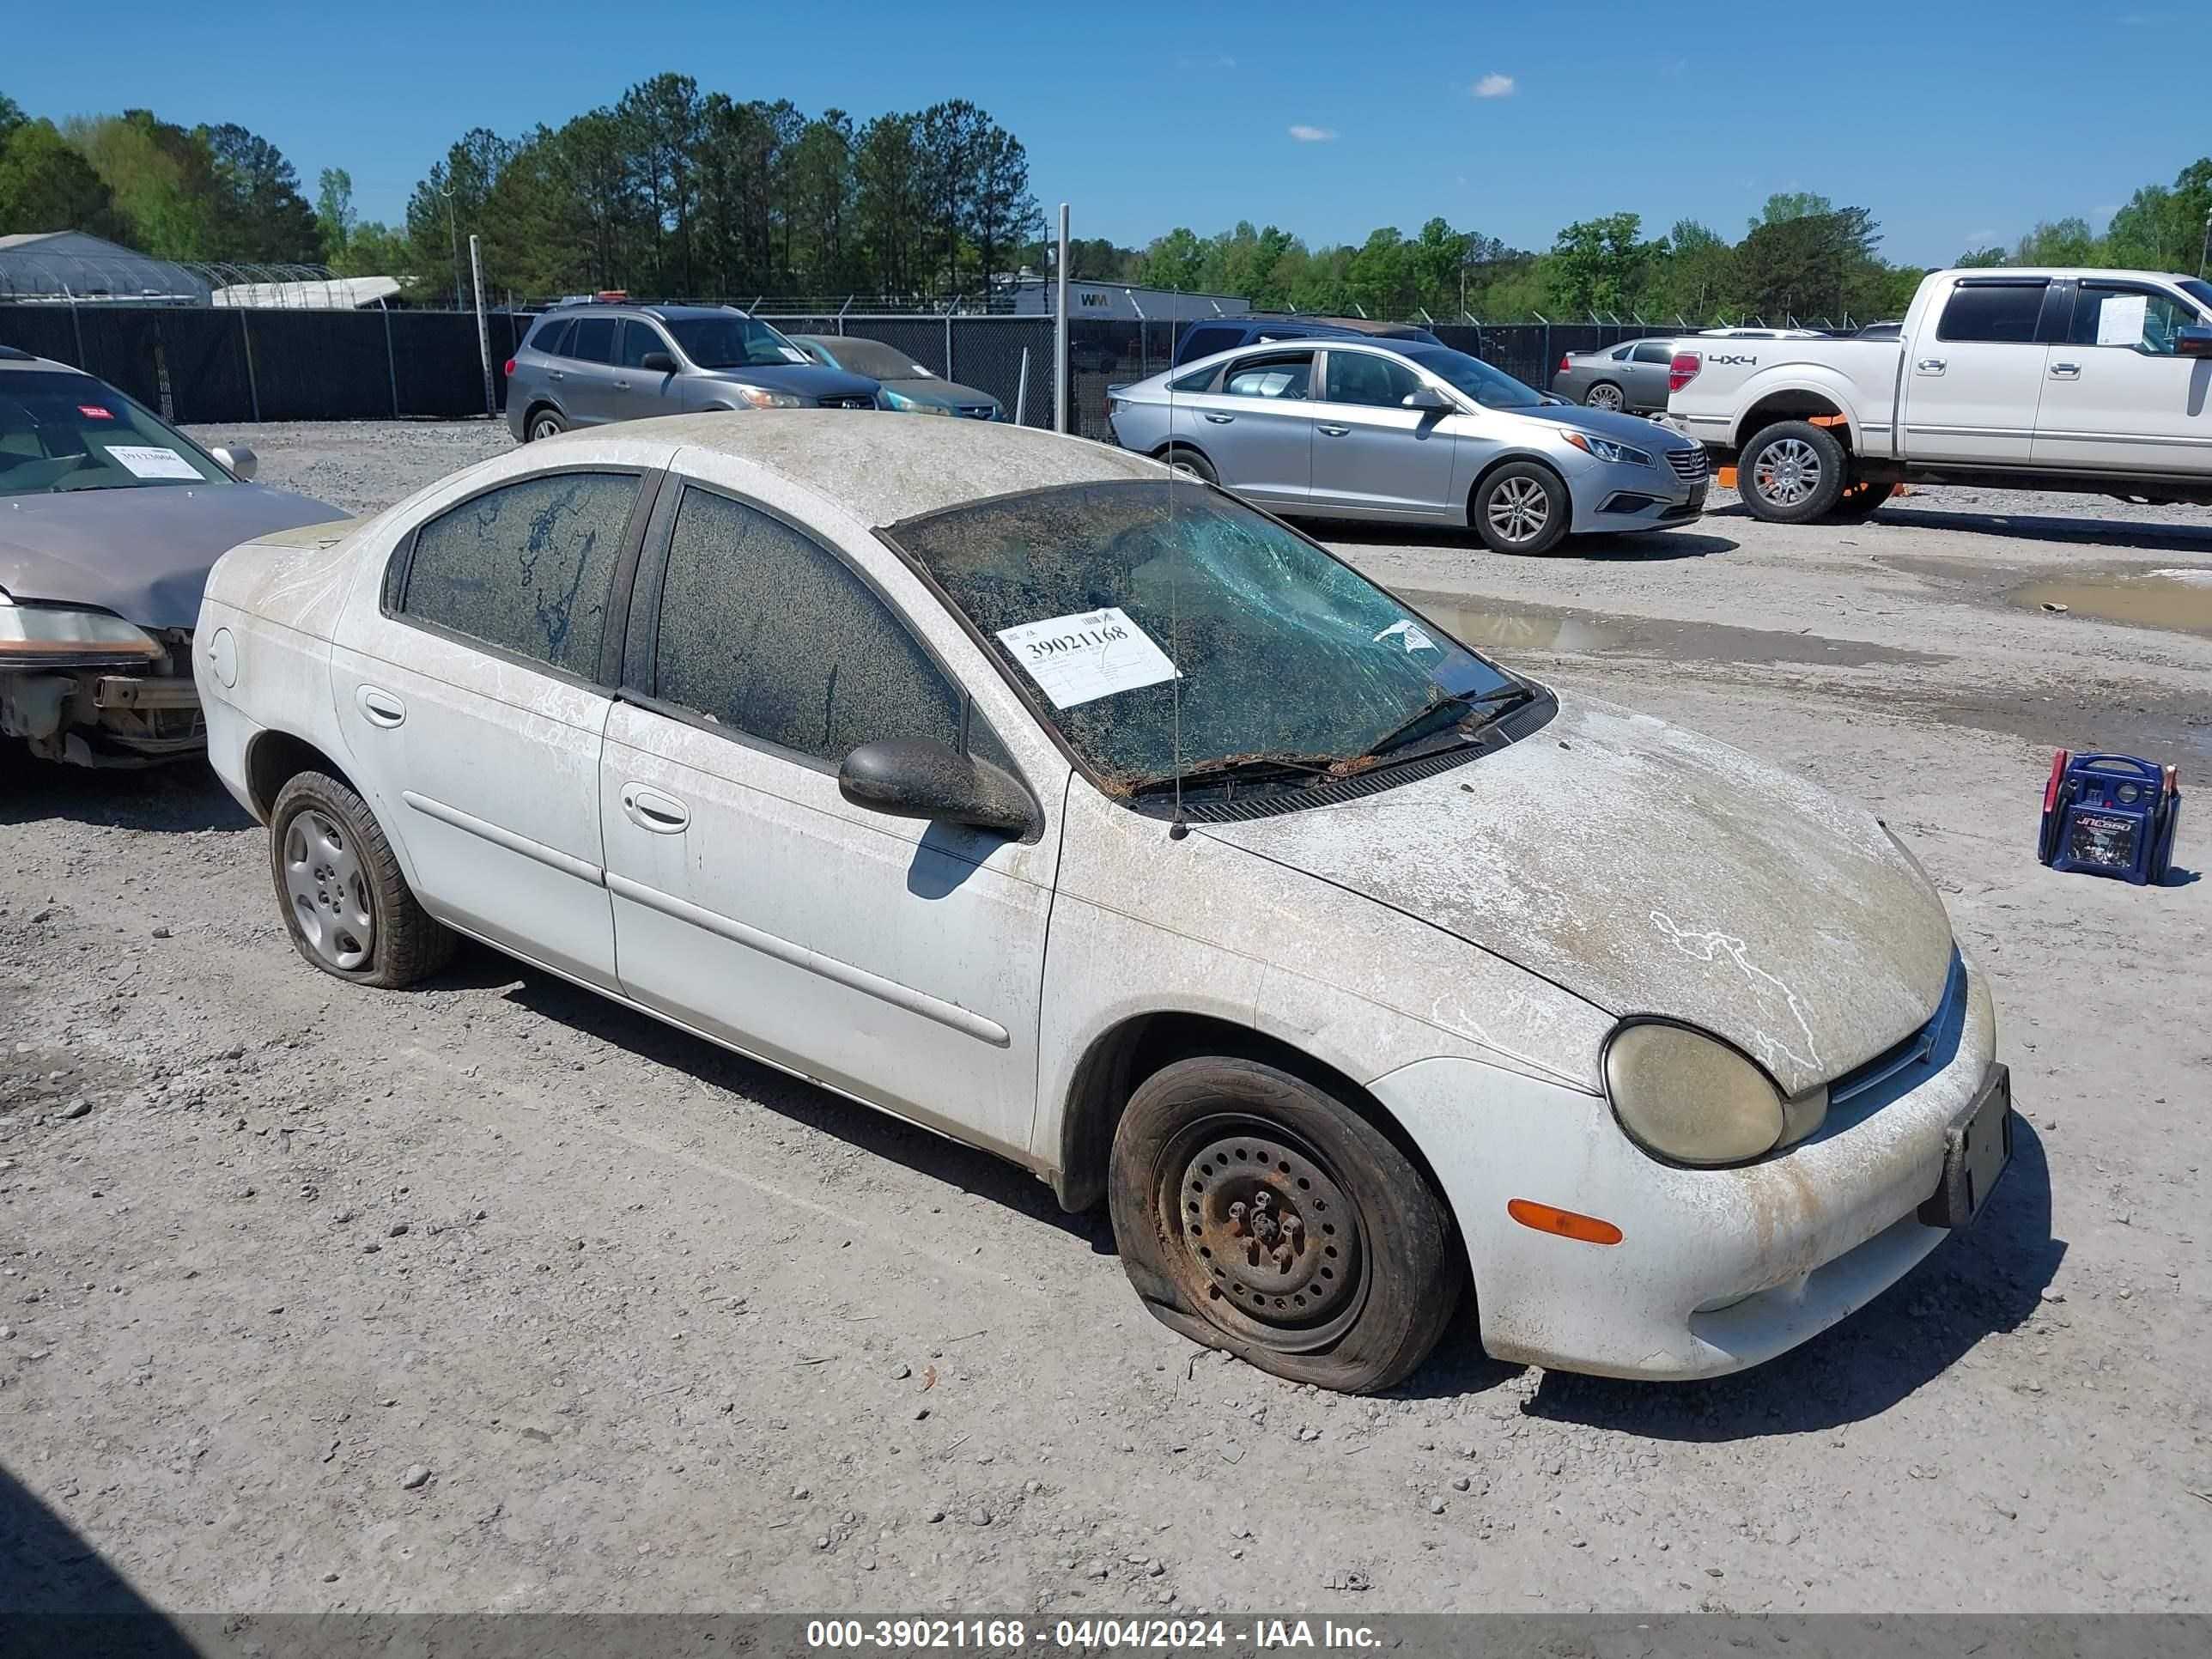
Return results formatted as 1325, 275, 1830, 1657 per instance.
1473, 462, 1571, 555
1584, 381, 1626, 411
1825, 479, 1893, 522
269, 771, 454, 989
1739, 421, 1847, 523
1108, 1057, 1463, 1395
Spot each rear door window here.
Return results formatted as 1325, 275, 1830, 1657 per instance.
650, 487, 964, 765
1222, 352, 1313, 400
569, 316, 617, 364
1936, 282, 2048, 343
395, 471, 639, 676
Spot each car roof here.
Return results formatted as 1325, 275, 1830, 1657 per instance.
617, 409, 1163, 526
537, 302, 744, 325
0, 348, 86, 374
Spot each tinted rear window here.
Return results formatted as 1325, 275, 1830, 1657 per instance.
527, 315, 573, 356
1936, 283, 2046, 343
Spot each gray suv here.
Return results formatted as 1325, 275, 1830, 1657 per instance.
506, 303, 882, 441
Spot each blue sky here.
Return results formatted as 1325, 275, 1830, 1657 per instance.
8, 0, 2205, 269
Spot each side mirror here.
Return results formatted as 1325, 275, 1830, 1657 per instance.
210, 444, 258, 481
641, 350, 678, 373
1401, 386, 1453, 412
838, 737, 1036, 836
2177, 325, 2212, 359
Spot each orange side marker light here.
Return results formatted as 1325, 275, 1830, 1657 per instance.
1507, 1198, 1622, 1246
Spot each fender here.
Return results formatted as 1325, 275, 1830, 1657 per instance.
1726, 363, 1881, 455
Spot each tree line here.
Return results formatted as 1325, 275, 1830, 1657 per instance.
1083, 165, 2211, 325
3, 85, 2207, 321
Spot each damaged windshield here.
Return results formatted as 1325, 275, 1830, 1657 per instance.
890, 480, 1524, 792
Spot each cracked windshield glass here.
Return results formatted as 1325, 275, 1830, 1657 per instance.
892, 480, 1524, 793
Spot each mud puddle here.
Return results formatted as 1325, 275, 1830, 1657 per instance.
2012, 568, 2212, 637
1401, 592, 1943, 669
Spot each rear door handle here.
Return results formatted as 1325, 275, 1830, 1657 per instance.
356, 686, 405, 728
2049, 362, 2081, 379
549, 369, 565, 382
613, 378, 630, 390
1318, 423, 1351, 436
1202, 411, 1234, 423
621, 783, 690, 834
1915, 358, 1947, 374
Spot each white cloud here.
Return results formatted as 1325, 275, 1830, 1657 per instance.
1287, 125, 1338, 143
1471, 72, 1516, 99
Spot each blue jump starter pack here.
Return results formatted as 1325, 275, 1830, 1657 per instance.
2038, 750, 2182, 886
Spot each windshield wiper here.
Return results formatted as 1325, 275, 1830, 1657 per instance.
1360, 684, 1533, 761
1125, 753, 1339, 798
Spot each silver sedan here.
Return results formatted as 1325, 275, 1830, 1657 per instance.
1549, 337, 1680, 411
1108, 338, 1709, 554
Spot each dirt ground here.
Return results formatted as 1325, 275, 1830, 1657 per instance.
3, 417, 2209, 1617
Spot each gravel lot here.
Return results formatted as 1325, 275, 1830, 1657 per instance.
4, 416, 2209, 1617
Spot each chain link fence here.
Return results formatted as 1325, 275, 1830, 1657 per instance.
0, 296, 1800, 434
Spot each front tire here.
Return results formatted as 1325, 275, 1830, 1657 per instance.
1739, 420, 1847, 523
1108, 1058, 1463, 1394
269, 771, 454, 988
1583, 381, 1626, 411
1473, 461, 1571, 555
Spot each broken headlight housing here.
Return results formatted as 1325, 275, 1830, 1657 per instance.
0, 591, 164, 663
1604, 1020, 1826, 1167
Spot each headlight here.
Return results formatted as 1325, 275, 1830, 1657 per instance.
0, 595, 163, 662
1603, 1021, 1822, 1166
885, 390, 951, 415
729, 386, 803, 410
1562, 430, 1655, 466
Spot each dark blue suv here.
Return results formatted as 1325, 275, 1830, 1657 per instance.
1170, 314, 1443, 368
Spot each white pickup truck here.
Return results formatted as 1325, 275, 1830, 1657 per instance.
1665, 266, 2212, 522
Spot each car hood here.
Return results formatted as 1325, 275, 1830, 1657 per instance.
0, 483, 348, 630
698, 364, 882, 402
1507, 403, 1686, 448
889, 378, 1000, 410
1194, 695, 1954, 1096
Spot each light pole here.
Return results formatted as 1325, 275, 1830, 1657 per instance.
441, 183, 461, 308
2200, 207, 2211, 280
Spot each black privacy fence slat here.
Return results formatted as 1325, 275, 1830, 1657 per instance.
3, 306, 1700, 435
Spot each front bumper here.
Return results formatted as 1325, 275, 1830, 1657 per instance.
1371, 951, 2002, 1379
1, 659, 204, 766
1562, 451, 1708, 534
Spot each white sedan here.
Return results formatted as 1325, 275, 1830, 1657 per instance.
195, 413, 2013, 1393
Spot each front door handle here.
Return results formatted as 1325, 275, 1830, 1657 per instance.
1318, 423, 1351, 436
2049, 362, 2081, 379
621, 783, 690, 834
356, 686, 405, 728
1915, 358, 1947, 374
1201, 411, 1234, 424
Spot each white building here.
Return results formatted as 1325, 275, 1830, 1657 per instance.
1000, 274, 1249, 322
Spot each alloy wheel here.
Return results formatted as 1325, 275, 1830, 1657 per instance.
1486, 476, 1553, 544
1588, 384, 1624, 410
1753, 437, 1821, 507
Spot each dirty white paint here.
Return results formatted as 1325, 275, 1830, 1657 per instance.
199, 418, 2001, 1383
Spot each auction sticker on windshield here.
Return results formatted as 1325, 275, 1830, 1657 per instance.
106, 446, 201, 480
996, 606, 1179, 708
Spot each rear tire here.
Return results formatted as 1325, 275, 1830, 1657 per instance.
1108, 1057, 1462, 1395
1584, 381, 1626, 411
1473, 461, 1571, 555
1738, 420, 1847, 523
1160, 447, 1217, 485
269, 771, 453, 989
525, 406, 567, 443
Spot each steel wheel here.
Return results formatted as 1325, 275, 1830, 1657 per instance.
1752, 437, 1822, 508
1585, 382, 1625, 410
1485, 475, 1553, 544
1158, 1115, 1368, 1352
282, 808, 374, 972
